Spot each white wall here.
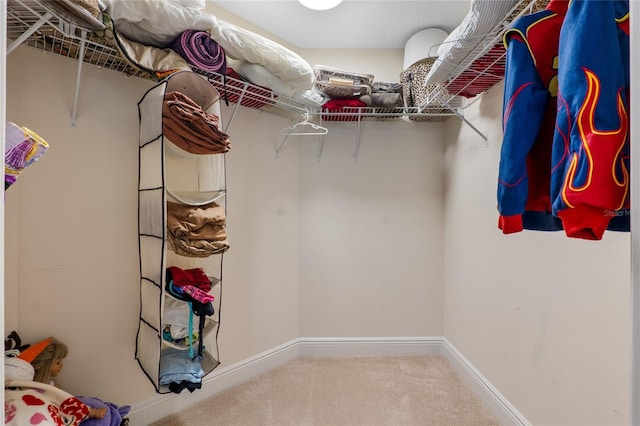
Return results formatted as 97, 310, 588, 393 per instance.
219, 105, 301, 362
206, 3, 407, 83
5, 176, 19, 330
301, 49, 404, 83
7, 10, 632, 424
5, 47, 300, 405
443, 84, 631, 425
298, 121, 445, 337
6, 48, 154, 403
6, 44, 436, 411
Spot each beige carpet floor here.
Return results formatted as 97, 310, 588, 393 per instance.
152, 355, 500, 426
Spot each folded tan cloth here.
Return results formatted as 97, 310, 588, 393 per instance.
163, 91, 231, 155
167, 201, 230, 258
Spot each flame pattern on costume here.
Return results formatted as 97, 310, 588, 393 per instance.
560, 69, 628, 211
549, 0, 630, 240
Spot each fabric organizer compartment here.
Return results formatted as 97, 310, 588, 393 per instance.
137, 71, 225, 394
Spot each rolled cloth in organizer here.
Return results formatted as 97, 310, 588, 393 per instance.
163, 91, 231, 154
171, 30, 227, 74
167, 201, 230, 257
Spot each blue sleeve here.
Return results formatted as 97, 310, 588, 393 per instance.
497, 32, 549, 221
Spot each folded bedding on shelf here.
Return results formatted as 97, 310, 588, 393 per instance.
163, 91, 231, 155
229, 59, 324, 108
100, 16, 312, 111
209, 20, 314, 92
321, 99, 367, 122
171, 30, 227, 74
313, 65, 374, 99
101, 0, 314, 92
95, 13, 191, 77
314, 65, 374, 86
359, 93, 402, 109
315, 81, 371, 99
101, 0, 216, 47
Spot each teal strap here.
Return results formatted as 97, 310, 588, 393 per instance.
188, 302, 194, 359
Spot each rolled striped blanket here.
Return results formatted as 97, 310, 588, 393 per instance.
171, 30, 227, 74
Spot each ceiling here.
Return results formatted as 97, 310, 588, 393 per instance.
209, 0, 471, 50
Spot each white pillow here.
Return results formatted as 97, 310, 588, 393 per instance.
168, 0, 205, 9
103, 0, 314, 90
210, 20, 314, 92
231, 59, 323, 107
102, 0, 217, 47
437, 25, 462, 57
425, 0, 519, 86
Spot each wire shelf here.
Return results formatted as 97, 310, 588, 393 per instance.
312, 106, 454, 123
419, 0, 550, 110
7, 0, 462, 123
7, 0, 156, 79
196, 70, 312, 121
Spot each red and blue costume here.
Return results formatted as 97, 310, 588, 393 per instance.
550, 0, 630, 240
497, 0, 568, 234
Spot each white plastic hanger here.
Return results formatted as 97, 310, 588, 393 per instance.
280, 111, 328, 136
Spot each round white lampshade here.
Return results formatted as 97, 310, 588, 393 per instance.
298, 0, 343, 11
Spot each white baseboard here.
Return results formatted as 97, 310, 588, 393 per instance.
128, 337, 528, 425
297, 336, 443, 357
127, 339, 300, 425
441, 338, 530, 426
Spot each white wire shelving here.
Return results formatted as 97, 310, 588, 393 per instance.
6, 0, 457, 125
419, 0, 550, 113
7, 0, 546, 130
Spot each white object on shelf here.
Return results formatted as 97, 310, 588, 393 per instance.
313, 64, 374, 86
419, 0, 546, 111
403, 27, 449, 70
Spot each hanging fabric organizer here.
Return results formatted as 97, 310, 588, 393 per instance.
135, 71, 228, 394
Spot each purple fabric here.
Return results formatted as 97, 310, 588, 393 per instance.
171, 30, 227, 74
77, 396, 130, 426
6, 139, 34, 170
